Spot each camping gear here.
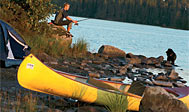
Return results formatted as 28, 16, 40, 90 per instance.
0, 20, 30, 67
17, 54, 189, 111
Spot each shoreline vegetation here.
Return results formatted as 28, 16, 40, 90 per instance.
0, 0, 188, 112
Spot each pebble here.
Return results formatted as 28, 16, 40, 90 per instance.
83, 68, 90, 71
81, 62, 87, 66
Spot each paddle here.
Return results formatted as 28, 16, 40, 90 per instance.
88, 77, 145, 98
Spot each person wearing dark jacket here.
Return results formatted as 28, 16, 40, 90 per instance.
54, 3, 77, 33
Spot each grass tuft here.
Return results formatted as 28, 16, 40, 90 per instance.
71, 83, 88, 101
104, 93, 128, 112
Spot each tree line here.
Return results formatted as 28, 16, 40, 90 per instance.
52, 0, 189, 30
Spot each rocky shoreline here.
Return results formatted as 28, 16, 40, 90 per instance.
42, 45, 187, 87
0, 45, 188, 112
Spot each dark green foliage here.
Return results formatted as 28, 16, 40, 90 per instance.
52, 0, 189, 30
0, 0, 57, 34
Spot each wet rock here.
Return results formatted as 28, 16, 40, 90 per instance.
173, 82, 186, 87
136, 77, 146, 82
92, 60, 103, 64
126, 73, 135, 80
89, 72, 100, 78
137, 55, 148, 65
87, 60, 93, 63
139, 87, 188, 112
99, 71, 105, 74
178, 79, 187, 83
98, 45, 126, 58
109, 77, 125, 82
167, 69, 179, 80
96, 65, 103, 70
70, 62, 76, 65
155, 63, 162, 68
133, 63, 143, 68
104, 64, 111, 69
79, 66, 84, 70
83, 67, 90, 71
126, 53, 137, 58
63, 61, 69, 65
128, 57, 141, 64
81, 62, 87, 66
154, 73, 168, 81
157, 56, 164, 62
162, 61, 173, 67
144, 79, 153, 85
151, 79, 173, 87
136, 68, 147, 74
110, 69, 117, 74
64, 108, 77, 112
90, 67, 95, 71
118, 67, 127, 75
147, 57, 159, 65
127, 66, 133, 73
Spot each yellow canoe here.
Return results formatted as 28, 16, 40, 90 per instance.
17, 54, 141, 111
57, 69, 189, 109
17, 54, 189, 111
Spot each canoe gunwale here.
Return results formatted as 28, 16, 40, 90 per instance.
28, 54, 142, 99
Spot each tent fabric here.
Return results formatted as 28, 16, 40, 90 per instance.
0, 20, 31, 67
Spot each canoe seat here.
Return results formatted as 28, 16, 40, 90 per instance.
87, 77, 120, 92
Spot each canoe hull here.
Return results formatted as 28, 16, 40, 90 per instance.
17, 54, 141, 111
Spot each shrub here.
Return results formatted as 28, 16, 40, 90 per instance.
0, 0, 57, 34
0, 0, 89, 58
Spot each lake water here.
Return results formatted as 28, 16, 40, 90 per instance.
49, 16, 189, 85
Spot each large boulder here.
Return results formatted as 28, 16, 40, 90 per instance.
48, 23, 72, 44
98, 45, 126, 58
139, 87, 188, 112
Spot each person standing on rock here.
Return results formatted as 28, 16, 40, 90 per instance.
53, 3, 78, 36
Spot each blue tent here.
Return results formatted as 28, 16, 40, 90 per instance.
0, 20, 31, 67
